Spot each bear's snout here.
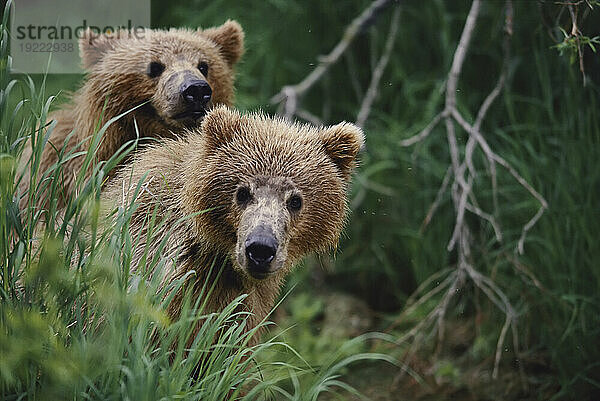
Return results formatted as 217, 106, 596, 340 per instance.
245, 226, 279, 279
181, 79, 212, 106
169, 73, 213, 122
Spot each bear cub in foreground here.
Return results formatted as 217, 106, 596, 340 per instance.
102, 106, 364, 342
20, 21, 244, 209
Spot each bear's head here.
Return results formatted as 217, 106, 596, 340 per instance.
182, 107, 364, 281
79, 21, 244, 129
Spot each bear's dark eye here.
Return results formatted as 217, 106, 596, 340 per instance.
147, 61, 165, 78
236, 186, 251, 205
287, 194, 303, 212
198, 61, 209, 77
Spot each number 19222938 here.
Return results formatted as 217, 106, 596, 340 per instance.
19, 42, 75, 52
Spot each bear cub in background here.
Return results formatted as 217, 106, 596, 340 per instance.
20, 21, 244, 209
101, 106, 364, 344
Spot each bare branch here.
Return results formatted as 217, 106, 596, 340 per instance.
517, 205, 546, 255
393, 273, 459, 346
474, 73, 507, 131
271, 0, 395, 120
420, 166, 452, 232
434, 271, 465, 357
451, 108, 496, 169
493, 313, 511, 379
451, 107, 548, 252
447, 175, 472, 251
464, 201, 503, 242
388, 270, 456, 332
399, 112, 444, 147
445, 0, 482, 109
356, 6, 401, 128
395, 0, 542, 380
490, 154, 548, 210
445, 117, 461, 176
405, 267, 454, 307
507, 253, 547, 292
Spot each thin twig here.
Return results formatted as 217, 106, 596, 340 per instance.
516, 205, 546, 255
445, 0, 481, 105
387, 271, 457, 332
356, 6, 401, 128
447, 175, 472, 252
464, 202, 503, 242
493, 313, 511, 379
399, 112, 444, 146
393, 275, 458, 346
434, 271, 465, 357
404, 267, 454, 307
506, 253, 546, 292
420, 166, 452, 232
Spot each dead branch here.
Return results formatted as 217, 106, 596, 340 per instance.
445, 0, 482, 111
271, 0, 395, 120
420, 166, 452, 232
393, 0, 541, 382
399, 112, 444, 147
493, 313, 511, 378
400, 0, 546, 256
356, 6, 401, 128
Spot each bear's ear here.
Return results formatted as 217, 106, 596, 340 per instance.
79, 28, 119, 69
320, 122, 365, 179
202, 20, 244, 67
201, 105, 242, 150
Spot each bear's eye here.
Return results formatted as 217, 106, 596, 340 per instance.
198, 61, 209, 77
236, 186, 251, 205
147, 61, 165, 78
287, 194, 303, 212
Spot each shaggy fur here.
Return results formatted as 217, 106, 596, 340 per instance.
101, 106, 364, 343
20, 21, 244, 210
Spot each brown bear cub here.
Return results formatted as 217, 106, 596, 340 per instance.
20, 21, 244, 209
101, 106, 364, 344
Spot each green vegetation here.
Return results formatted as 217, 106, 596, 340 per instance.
2, 0, 599, 400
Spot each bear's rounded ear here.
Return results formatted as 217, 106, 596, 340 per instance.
79, 28, 120, 69
201, 20, 244, 67
201, 105, 242, 150
320, 122, 365, 179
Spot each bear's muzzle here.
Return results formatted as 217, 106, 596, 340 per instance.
245, 225, 279, 279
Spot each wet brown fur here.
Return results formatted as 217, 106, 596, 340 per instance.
101, 106, 364, 344
20, 21, 244, 210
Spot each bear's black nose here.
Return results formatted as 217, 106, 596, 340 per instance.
181, 80, 212, 106
245, 228, 278, 277
246, 241, 277, 266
